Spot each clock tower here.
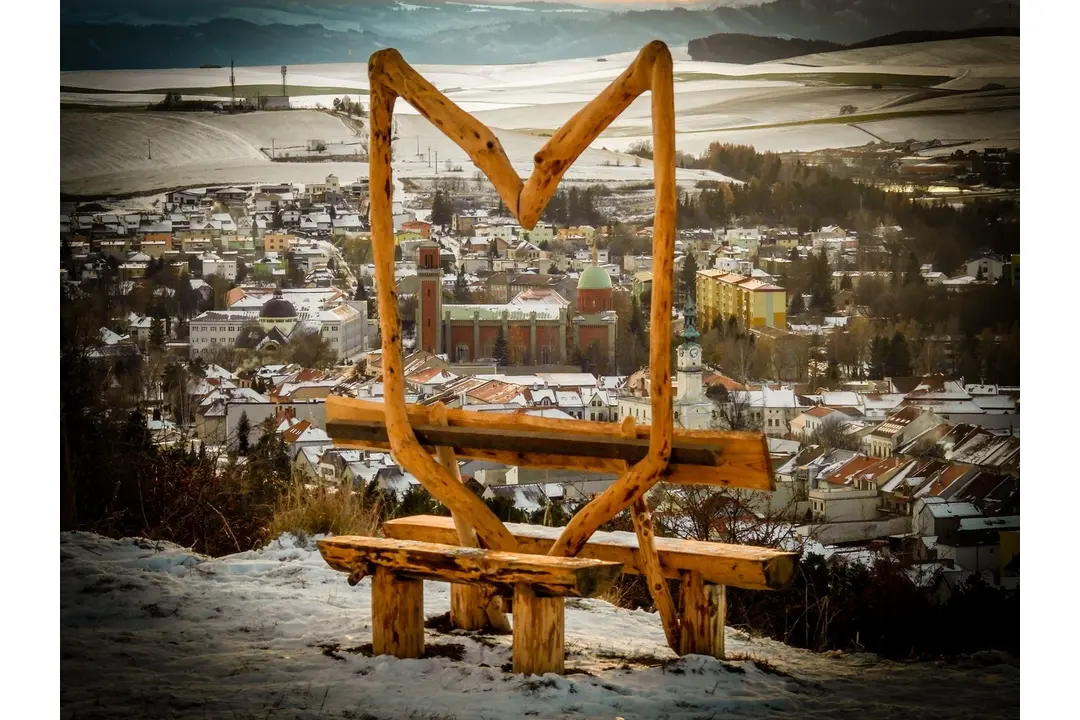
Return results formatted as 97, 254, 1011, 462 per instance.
675, 299, 713, 429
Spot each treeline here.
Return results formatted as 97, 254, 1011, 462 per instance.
680, 143, 1019, 275
541, 185, 609, 227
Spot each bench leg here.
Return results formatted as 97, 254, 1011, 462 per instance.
512, 583, 564, 676
450, 584, 490, 630
372, 566, 424, 659
678, 571, 725, 659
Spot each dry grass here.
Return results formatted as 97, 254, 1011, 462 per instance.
267, 481, 383, 540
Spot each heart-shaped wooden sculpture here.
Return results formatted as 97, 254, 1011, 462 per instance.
364, 41, 682, 647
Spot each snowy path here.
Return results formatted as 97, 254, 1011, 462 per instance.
61, 532, 1018, 720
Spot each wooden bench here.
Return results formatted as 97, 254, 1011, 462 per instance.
383, 515, 797, 658
319, 42, 794, 672
318, 536, 623, 675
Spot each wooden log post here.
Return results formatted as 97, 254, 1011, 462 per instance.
549, 41, 678, 561
677, 571, 725, 659
367, 51, 518, 554
429, 403, 508, 632
512, 583, 565, 676
371, 566, 424, 659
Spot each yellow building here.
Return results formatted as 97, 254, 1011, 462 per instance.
395, 230, 424, 243
263, 233, 297, 253
632, 271, 653, 301
697, 269, 786, 330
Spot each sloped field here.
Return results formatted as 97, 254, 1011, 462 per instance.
60, 109, 732, 197
60, 38, 1018, 194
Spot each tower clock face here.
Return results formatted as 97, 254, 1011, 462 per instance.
689, 347, 700, 362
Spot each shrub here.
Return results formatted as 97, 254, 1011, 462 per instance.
267, 481, 382, 539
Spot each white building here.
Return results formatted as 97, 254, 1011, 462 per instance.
964, 253, 1005, 283
725, 227, 761, 251
189, 310, 259, 355
190, 286, 368, 361
199, 252, 237, 281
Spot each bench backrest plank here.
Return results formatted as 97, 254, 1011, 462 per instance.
325, 396, 774, 490
318, 535, 623, 598
382, 515, 797, 592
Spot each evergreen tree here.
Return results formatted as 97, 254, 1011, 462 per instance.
149, 317, 166, 350
454, 265, 470, 302
431, 190, 452, 227
789, 291, 805, 316
888, 331, 912, 377
354, 277, 368, 302
809, 251, 834, 311
394, 244, 403, 262
493, 329, 510, 367
679, 251, 699, 307
869, 336, 888, 380
839, 273, 853, 291
904, 250, 924, 285
236, 411, 251, 456
628, 296, 646, 340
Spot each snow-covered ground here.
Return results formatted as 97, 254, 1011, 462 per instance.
61, 531, 1019, 720
60, 110, 731, 197
60, 37, 1018, 196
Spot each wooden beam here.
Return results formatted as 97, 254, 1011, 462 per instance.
324, 397, 775, 491
367, 54, 518, 553
383, 515, 797, 592
678, 571, 725, 659
549, 41, 678, 560
318, 536, 623, 598
372, 566, 424, 659
512, 584, 565, 676
368, 49, 523, 218
429, 403, 509, 633
327, 421, 723, 467
632, 496, 680, 651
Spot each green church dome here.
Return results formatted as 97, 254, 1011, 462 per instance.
577, 265, 612, 291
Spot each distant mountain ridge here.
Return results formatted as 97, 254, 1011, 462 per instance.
686, 35, 844, 65
60, 0, 1020, 71
688, 26, 1021, 64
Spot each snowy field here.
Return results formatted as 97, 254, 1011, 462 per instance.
60, 110, 731, 197
61, 531, 1019, 720
60, 38, 1018, 197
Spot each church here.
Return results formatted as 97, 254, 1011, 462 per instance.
414, 241, 616, 367
617, 300, 716, 430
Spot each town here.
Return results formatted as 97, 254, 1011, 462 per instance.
61, 144, 1020, 642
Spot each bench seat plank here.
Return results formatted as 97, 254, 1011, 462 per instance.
383, 515, 796, 591
318, 536, 623, 598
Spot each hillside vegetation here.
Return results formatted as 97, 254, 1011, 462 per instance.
689, 26, 1021, 64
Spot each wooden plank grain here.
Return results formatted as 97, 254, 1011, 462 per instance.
383, 515, 797, 592
324, 396, 775, 490
318, 536, 623, 598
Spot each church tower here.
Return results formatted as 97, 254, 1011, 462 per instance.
674, 299, 713, 429
416, 241, 443, 354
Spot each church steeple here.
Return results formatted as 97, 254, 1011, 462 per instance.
681, 298, 700, 342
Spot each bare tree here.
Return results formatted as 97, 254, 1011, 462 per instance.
649, 483, 811, 550
805, 416, 862, 452
706, 385, 758, 432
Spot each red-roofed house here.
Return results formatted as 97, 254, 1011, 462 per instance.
789, 406, 850, 440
